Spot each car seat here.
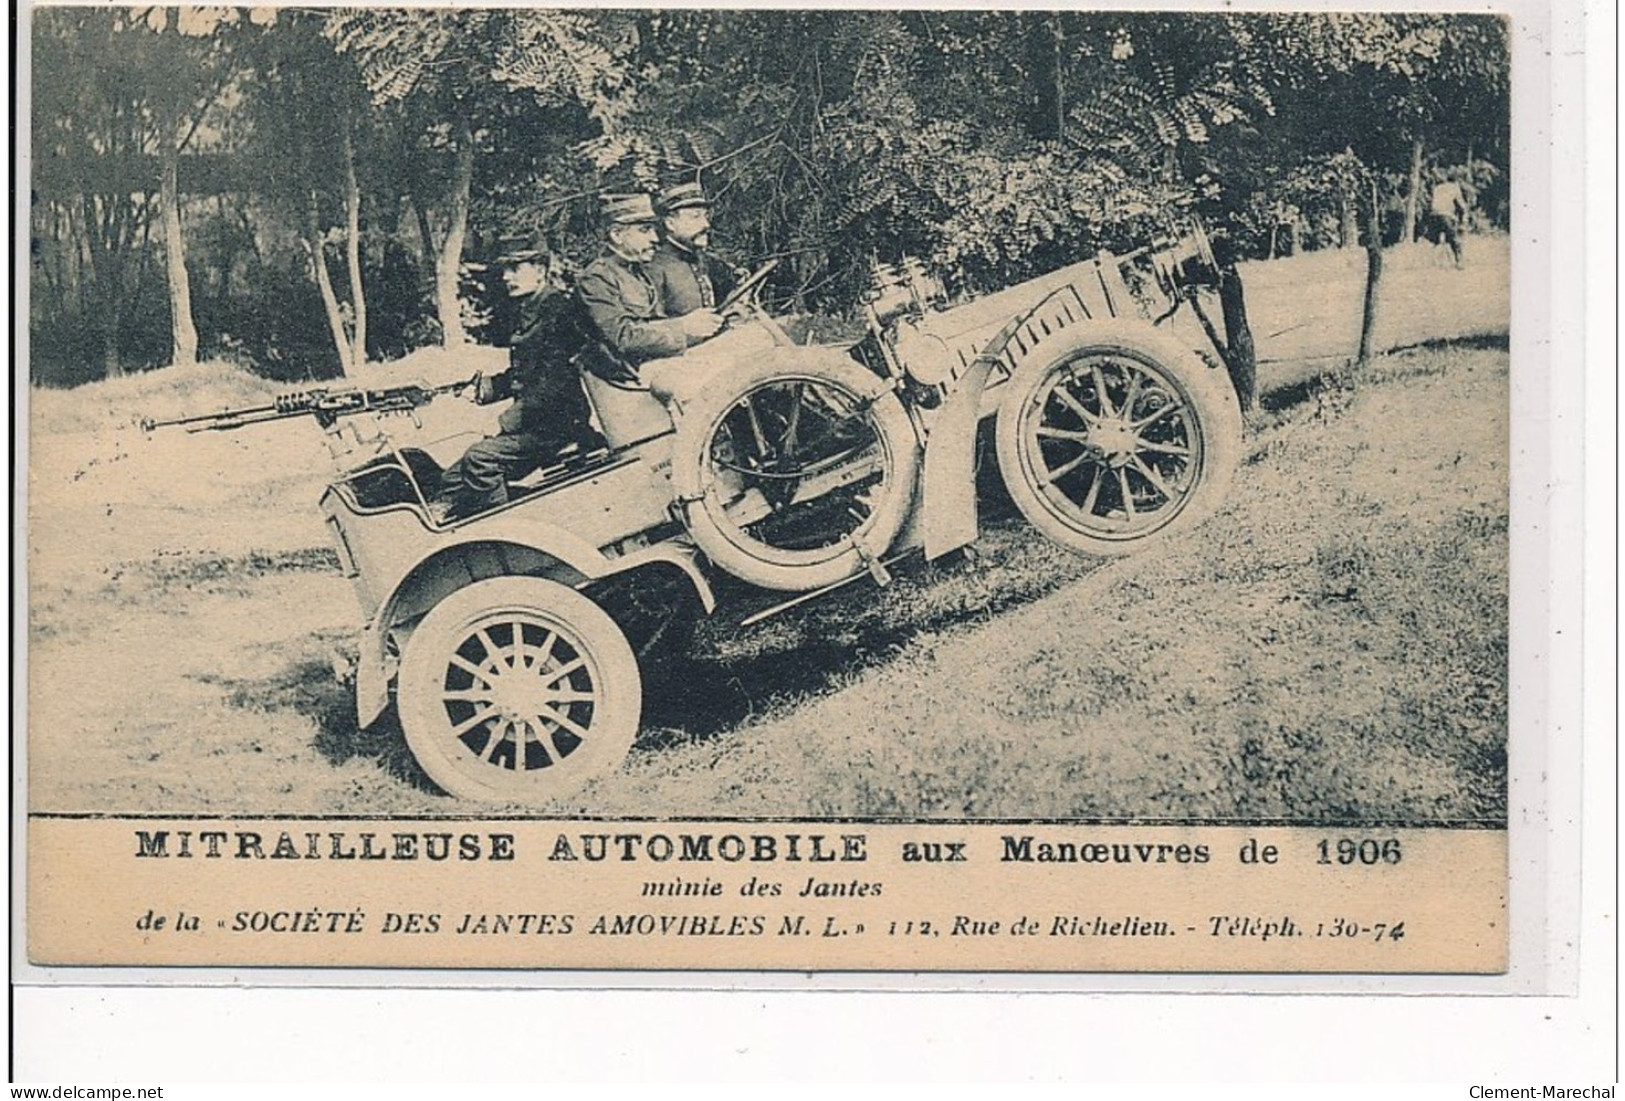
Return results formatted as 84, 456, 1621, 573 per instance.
579, 371, 675, 449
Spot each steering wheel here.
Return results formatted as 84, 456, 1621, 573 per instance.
717, 258, 779, 317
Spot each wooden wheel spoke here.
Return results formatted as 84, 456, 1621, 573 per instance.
532, 629, 558, 671
1036, 424, 1092, 444
449, 654, 496, 684
1078, 466, 1104, 516
1117, 468, 1136, 518
541, 719, 578, 765
542, 655, 587, 686
1121, 370, 1145, 419
1129, 455, 1177, 504
483, 721, 513, 762
449, 706, 496, 738
1052, 383, 1102, 427
1132, 402, 1186, 430
782, 382, 804, 457
474, 627, 507, 669
538, 704, 593, 744
741, 393, 771, 457
547, 688, 598, 705
1090, 363, 1118, 418
1041, 449, 1096, 487
441, 688, 496, 703
1134, 438, 1191, 457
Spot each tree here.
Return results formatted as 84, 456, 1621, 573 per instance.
239, 10, 374, 374
1255, 13, 1510, 241
27, 9, 1509, 388
145, 6, 254, 367
33, 8, 175, 377
325, 9, 637, 346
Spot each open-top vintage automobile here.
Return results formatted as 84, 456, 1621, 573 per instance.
307, 226, 1243, 803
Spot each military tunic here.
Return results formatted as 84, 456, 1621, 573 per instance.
575, 252, 693, 367
436, 287, 603, 518
644, 241, 737, 318
490, 287, 595, 435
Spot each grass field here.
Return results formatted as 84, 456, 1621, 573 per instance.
25, 242, 1509, 822
589, 345, 1509, 823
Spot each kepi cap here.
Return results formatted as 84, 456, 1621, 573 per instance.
600, 192, 658, 226
496, 234, 546, 264
657, 180, 710, 215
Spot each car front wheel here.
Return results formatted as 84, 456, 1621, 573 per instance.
994, 320, 1243, 555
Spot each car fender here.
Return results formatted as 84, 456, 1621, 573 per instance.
918, 352, 997, 560
354, 525, 714, 730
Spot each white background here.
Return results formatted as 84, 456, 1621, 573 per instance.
5, 0, 1616, 1086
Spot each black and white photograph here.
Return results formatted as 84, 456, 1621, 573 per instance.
20, 0, 1616, 1087
25, 6, 1511, 824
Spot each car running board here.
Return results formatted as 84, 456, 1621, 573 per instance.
738, 550, 915, 628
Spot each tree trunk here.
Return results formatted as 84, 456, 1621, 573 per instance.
98, 237, 127, 379
81, 194, 123, 379
160, 140, 198, 366
1218, 266, 1257, 412
1340, 191, 1359, 249
156, 4, 198, 368
437, 116, 474, 347
342, 117, 367, 368
1403, 136, 1424, 243
1357, 177, 1383, 365
1024, 14, 1064, 141
1049, 16, 1064, 142
412, 198, 436, 267
307, 197, 353, 376
103, 324, 124, 379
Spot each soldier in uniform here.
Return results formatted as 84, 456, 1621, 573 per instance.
1420, 171, 1470, 268
645, 180, 740, 319
574, 191, 723, 392
436, 243, 604, 521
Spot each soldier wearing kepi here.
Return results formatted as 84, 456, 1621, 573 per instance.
575, 191, 723, 394
645, 180, 739, 319
436, 241, 603, 522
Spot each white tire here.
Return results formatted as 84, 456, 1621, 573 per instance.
995, 320, 1243, 555
396, 576, 640, 803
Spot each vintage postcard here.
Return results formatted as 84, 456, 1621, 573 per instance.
19, 4, 1531, 978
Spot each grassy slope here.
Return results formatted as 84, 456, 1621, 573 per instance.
25, 335, 1507, 822
577, 346, 1509, 824
25, 346, 1508, 820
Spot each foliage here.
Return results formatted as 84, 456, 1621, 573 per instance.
29, 9, 1511, 387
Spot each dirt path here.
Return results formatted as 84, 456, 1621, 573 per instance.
26, 342, 1509, 822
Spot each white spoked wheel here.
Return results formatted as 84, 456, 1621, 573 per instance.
670, 350, 921, 592
995, 320, 1243, 555
396, 576, 640, 803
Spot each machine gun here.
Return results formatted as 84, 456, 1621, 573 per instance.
141, 376, 479, 434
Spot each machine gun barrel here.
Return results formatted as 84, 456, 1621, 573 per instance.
141, 375, 478, 433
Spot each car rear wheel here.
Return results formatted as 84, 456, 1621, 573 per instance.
396, 576, 640, 803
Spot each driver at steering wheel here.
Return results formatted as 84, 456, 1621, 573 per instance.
576, 191, 722, 380
646, 180, 741, 318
